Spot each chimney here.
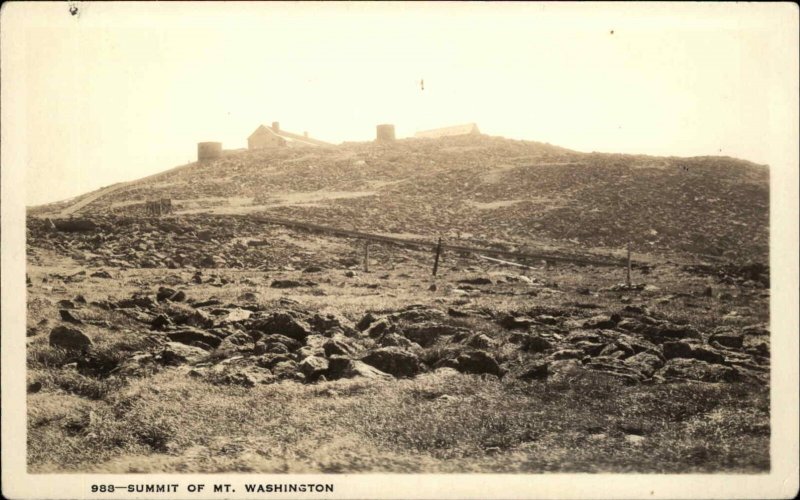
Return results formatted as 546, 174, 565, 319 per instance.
304, 131, 308, 138
272, 122, 280, 132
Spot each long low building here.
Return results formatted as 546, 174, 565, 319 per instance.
415, 123, 480, 139
248, 122, 333, 149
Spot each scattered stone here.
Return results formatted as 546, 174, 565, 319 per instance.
299, 356, 329, 380
458, 277, 492, 285
251, 312, 312, 341
365, 318, 393, 338
159, 342, 208, 365
662, 341, 726, 364
166, 329, 222, 349
361, 347, 421, 378
49, 326, 92, 350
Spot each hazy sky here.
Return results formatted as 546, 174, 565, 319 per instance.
6, 2, 798, 205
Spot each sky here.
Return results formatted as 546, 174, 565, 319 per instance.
5, 2, 798, 205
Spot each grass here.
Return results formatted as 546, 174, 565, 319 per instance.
28, 368, 769, 473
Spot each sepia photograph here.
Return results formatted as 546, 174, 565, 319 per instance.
2, 2, 798, 499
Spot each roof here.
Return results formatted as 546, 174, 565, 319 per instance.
248, 124, 332, 147
415, 123, 480, 139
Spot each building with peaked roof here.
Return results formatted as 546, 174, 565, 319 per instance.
414, 123, 480, 139
247, 122, 332, 150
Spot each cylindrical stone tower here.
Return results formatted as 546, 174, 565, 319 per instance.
197, 142, 222, 161
376, 124, 396, 143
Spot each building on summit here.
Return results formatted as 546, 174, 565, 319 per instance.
247, 122, 332, 150
414, 123, 480, 139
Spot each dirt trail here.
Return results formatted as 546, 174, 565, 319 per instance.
58, 162, 197, 217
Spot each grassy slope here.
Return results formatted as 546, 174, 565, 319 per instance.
49, 135, 768, 262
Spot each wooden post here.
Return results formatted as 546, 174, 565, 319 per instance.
432, 236, 442, 276
625, 241, 632, 288
363, 241, 370, 273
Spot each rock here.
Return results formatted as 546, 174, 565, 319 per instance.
499, 315, 535, 330
365, 318, 393, 338
257, 333, 303, 352
309, 313, 355, 336
271, 360, 302, 380
27, 381, 43, 393
255, 353, 293, 369
110, 353, 157, 378
303, 265, 323, 273
517, 360, 549, 381
57, 299, 76, 309
428, 283, 437, 292
623, 352, 664, 378
159, 342, 208, 365
709, 332, 744, 349
59, 309, 89, 324
401, 322, 464, 347
584, 359, 644, 384
656, 358, 740, 383
299, 356, 329, 380
344, 270, 357, 278
449, 350, 502, 377
49, 326, 92, 350
547, 359, 584, 382
522, 335, 553, 353
166, 329, 222, 349
458, 277, 492, 285
150, 314, 173, 331
156, 287, 177, 302
323, 338, 356, 357
217, 308, 253, 324
536, 314, 559, 325
251, 312, 312, 341
662, 341, 726, 364
548, 349, 584, 361
356, 312, 378, 331
218, 331, 255, 351
271, 279, 315, 289
361, 347, 421, 378
378, 333, 418, 350
327, 355, 393, 381
392, 306, 447, 323
642, 323, 701, 342
466, 333, 495, 349
580, 314, 620, 329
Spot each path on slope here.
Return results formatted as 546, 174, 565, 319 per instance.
58, 162, 197, 217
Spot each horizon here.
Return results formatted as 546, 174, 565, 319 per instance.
9, 2, 797, 205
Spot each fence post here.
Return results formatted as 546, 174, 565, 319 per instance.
625, 241, 632, 288
432, 236, 442, 276
364, 241, 370, 273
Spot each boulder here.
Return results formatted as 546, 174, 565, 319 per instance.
547, 359, 584, 382
516, 360, 549, 381
250, 312, 312, 341
623, 352, 664, 378
356, 312, 378, 331
166, 328, 222, 348
299, 356, 329, 380
580, 314, 620, 330
159, 342, 208, 365
365, 318, 393, 338
361, 347, 421, 378
499, 315, 535, 330
662, 341, 726, 365
466, 333, 495, 350
218, 331, 255, 351
458, 277, 493, 285
449, 350, 502, 377
401, 322, 464, 347
378, 333, 419, 350
323, 338, 357, 357
257, 333, 302, 352
327, 355, 393, 381
709, 332, 744, 349
548, 349, 584, 361
49, 326, 92, 350
522, 335, 553, 353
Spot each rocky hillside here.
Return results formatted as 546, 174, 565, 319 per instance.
34, 135, 769, 262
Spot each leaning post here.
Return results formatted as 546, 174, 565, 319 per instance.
364, 240, 370, 273
432, 236, 443, 276
625, 241, 632, 288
